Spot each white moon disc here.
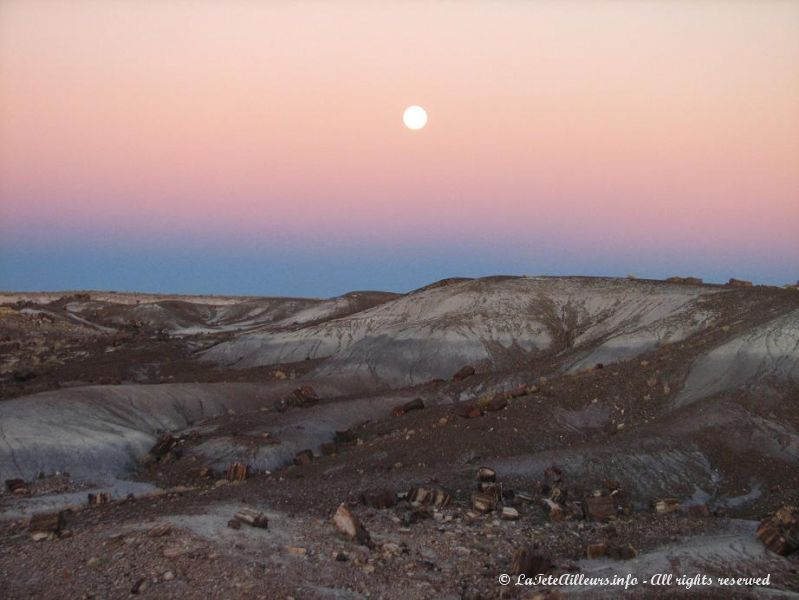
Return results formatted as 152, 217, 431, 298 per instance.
403, 105, 428, 130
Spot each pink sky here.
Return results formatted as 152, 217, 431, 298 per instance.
1, 1, 797, 293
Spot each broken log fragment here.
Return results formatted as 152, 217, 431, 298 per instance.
227, 519, 241, 530
586, 543, 609, 559
501, 506, 519, 521
234, 507, 269, 529
583, 495, 615, 522
87, 492, 110, 506
225, 462, 248, 482
5, 479, 28, 495
29, 510, 66, 535
408, 486, 451, 509
391, 398, 425, 417
149, 433, 178, 459
756, 505, 799, 556
471, 492, 498, 513
293, 449, 314, 466
476, 467, 496, 483
452, 365, 475, 381
332, 503, 373, 547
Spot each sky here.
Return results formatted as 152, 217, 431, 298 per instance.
1, 1, 797, 296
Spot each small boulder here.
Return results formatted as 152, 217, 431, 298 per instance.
332, 503, 373, 547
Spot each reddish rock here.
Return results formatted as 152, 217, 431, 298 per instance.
458, 404, 483, 419
392, 398, 424, 417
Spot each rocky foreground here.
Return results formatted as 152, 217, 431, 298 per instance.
1, 276, 798, 598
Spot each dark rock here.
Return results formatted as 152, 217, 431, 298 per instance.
293, 449, 314, 466
511, 546, 553, 576
452, 365, 476, 381
360, 489, 397, 509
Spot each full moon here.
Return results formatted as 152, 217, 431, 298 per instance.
403, 105, 428, 130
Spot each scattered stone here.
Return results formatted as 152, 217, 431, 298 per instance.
609, 544, 638, 560
360, 489, 397, 509
293, 449, 314, 466
225, 462, 248, 482
483, 395, 508, 412
511, 546, 553, 576
320, 442, 337, 456
544, 466, 563, 484
392, 398, 424, 417
334, 430, 356, 445
687, 504, 710, 517
131, 577, 148, 594
452, 365, 475, 381
501, 507, 519, 520
86, 557, 102, 568
332, 503, 373, 547
234, 507, 269, 529
163, 571, 175, 581
458, 404, 483, 419
757, 505, 799, 556
31, 532, 52, 542
586, 543, 608, 559
654, 498, 680, 514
